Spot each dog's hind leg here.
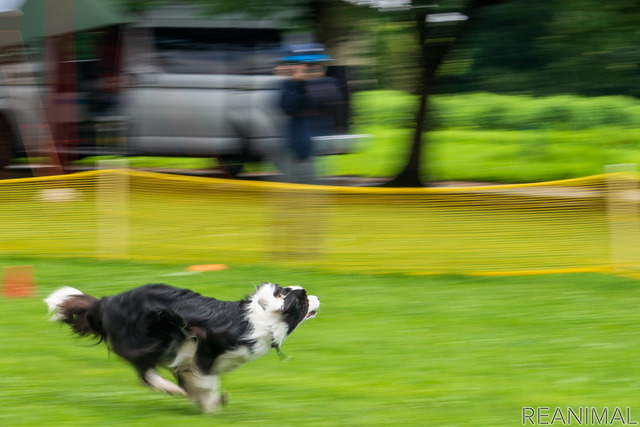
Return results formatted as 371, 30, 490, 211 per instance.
103, 309, 187, 397
110, 343, 186, 396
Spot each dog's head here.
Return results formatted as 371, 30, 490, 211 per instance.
251, 282, 320, 336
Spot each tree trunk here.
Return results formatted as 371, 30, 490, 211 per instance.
384, 12, 429, 187
385, 1, 509, 187
384, 11, 439, 187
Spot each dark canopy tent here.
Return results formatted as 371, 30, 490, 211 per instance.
0, 0, 132, 172
0, 0, 131, 48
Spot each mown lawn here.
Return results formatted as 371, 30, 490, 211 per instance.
72, 126, 640, 185
1, 257, 640, 426
322, 127, 640, 183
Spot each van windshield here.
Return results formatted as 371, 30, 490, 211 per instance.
152, 27, 282, 75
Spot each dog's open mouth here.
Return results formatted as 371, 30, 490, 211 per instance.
306, 310, 317, 319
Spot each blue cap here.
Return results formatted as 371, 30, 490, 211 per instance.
278, 43, 334, 63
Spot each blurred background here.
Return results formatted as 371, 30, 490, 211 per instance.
0, 0, 639, 184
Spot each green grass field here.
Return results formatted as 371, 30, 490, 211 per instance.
2, 257, 640, 426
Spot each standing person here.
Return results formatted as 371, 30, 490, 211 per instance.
274, 44, 340, 183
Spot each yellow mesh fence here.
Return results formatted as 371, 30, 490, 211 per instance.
1, 169, 639, 276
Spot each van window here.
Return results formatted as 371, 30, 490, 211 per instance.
152, 27, 282, 75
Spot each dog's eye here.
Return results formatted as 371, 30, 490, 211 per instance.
273, 287, 284, 298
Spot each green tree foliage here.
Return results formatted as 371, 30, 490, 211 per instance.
439, 0, 640, 97
116, 0, 640, 97
115, 0, 166, 12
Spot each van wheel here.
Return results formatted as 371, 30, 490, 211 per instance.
219, 157, 244, 177
0, 118, 14, 169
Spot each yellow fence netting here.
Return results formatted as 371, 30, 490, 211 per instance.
1, 169, 639, 276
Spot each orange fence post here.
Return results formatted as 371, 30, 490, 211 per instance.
2, 265, 36, 298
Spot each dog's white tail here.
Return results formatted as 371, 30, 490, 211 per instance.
45, 286, 84, 320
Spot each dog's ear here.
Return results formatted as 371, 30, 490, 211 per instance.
281, 295, 299, 313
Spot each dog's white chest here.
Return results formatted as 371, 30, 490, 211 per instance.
213, 339, 271, 374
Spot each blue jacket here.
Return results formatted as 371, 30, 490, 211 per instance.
280, 77, 339, 160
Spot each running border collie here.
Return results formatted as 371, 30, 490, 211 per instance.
45, 282, 320, 413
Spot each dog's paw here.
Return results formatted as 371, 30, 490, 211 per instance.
198, 392, 229, 414
220, 391, 229, 406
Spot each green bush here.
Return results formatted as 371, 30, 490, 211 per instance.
354, 91, 640, 131
341, 91, 640, 183
351, 90, 416, 128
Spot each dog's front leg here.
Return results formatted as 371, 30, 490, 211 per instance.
179, 370, 225, 413
197, 374, 226, 414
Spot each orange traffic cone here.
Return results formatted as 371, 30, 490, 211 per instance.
2, 265, 36, 298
